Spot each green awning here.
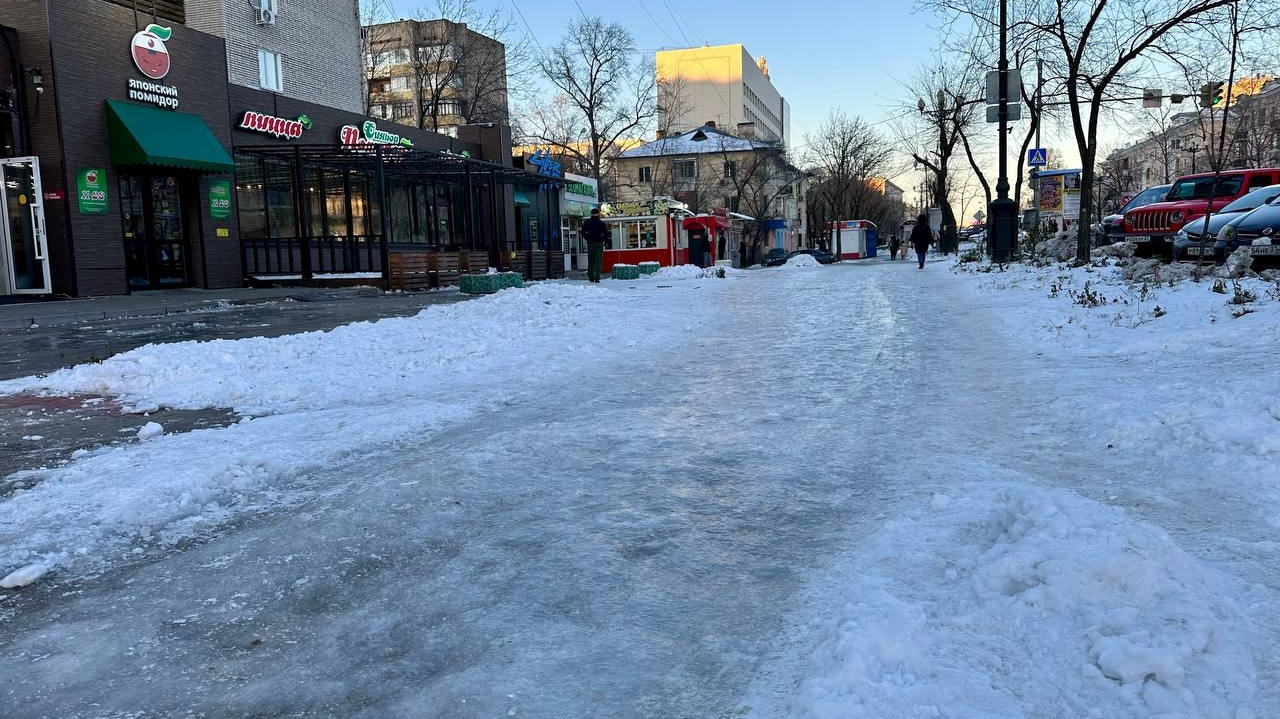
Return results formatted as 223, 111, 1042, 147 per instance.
513, 189, 532, 208
105, 99, 234, 173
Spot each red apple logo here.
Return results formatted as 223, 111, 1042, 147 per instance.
85, 170, 98, 184
131, 24, 172, 80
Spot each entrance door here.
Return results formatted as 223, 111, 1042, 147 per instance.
120, 174, 190, 289
0, 157, 52, 295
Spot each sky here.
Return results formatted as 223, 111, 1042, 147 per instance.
387, 0, 1094, 214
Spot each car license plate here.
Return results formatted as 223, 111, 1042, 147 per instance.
1249, 245, 1280, 255
1187, 247, 1206, 255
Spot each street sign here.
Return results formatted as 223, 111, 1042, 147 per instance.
974, 210, 986, 221
987, 104, 1022, 123
1027, 148, 1048, 166
1142, 88, 1163, 108
985, 69, 1022, 105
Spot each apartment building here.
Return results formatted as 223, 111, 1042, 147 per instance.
187, 0, 364, 114
363, 18, 508, 134
656, 44, 790, 146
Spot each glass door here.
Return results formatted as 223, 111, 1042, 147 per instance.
1, 156, 52, 295
119, 173, 190, 289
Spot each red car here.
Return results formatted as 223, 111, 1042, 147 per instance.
1123, 168, 1280, 258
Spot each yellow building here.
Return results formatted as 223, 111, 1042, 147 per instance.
656, 44, 790, 146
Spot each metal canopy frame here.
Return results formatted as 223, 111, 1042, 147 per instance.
233, 143, 563, 288
235, 143, 563, 187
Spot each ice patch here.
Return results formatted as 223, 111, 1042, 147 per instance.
1, 563, 49, 588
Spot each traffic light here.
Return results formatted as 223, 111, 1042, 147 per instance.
1200, 81, 1226, 108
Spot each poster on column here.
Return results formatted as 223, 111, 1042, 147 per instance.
1038, 175, 1064, 214
77, 168, 109, 215
1062, 172, 1082, 221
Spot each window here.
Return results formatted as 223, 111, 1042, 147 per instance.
638, 219, 657, 248
638, 166, 652, 183
1247, 173, 1274, 190
258, 49, 282, 92
370, 104, 392, 119
392, 102, 415, 120
674, 159, 696, 180
418, 44, 457, 62
723, 161, 736, 180
389, 76, 410, 92
371, 48, 411, 67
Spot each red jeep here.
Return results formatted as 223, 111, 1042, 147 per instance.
1123, 168, 1280, 258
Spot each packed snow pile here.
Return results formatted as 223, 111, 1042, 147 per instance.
760, 485, 1261, 719
0, 282, 706, 583
650, 264, 745, 280
781, 253, 820, 270
1036, 231, 1079, 261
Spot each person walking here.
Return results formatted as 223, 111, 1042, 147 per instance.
888, 233, 901, 262
581, 208, 609, 283
909, 213, 933, 269
738, 237, 748, 268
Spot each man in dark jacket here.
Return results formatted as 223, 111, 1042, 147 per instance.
909, 213, 933, 269
581, 208, 610, 283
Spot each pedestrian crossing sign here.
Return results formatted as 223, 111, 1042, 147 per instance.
1028, 148, 1048, 166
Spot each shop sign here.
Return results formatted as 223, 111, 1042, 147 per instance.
339, 120, 414, 147
208, 180, 232, 220
131, 24, 172, 80
76, 168, 109, 215
127, 25, 180, 110
240, 111, 312, 140
564, 172, 597, 205
43, 190, 64, 201
527, 149, 562, 178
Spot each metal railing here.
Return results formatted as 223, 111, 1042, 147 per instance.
241, 234, 387, 280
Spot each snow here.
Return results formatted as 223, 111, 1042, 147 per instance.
0, 283, 705, 581
616, 125, 774, 157
781, 253, 820, 269
759, 484, 1258, 718
1, 257, 1278, 716
249, 272, 383, 280
136, 421, 164, 440
649, 263, 746, 280
0, 563, 48, 589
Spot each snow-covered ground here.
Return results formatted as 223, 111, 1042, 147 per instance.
0, 257, 1276, 717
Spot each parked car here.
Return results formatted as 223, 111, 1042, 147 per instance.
1101, 184, 1171, 245
786, 248, 836, 264
1213, 194, 1280, 267
1123, 169, 1280, 259
1173, 183, 1280, 261
763, 247, 789, 266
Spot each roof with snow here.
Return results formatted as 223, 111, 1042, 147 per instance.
616, 125, 780, 158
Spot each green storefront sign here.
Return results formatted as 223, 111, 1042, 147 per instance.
77, 168, 109, 215
208, 180, 231, 220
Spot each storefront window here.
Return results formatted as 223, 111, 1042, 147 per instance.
235, 155, 266, 240
264, 160, 296, 239
435, 185, 453, 247
412, 184, 433, 243
638, 219, 657, 248
324, 170, 347, 238
350, 174, 368, 236
303, 167, 323, 238
625, 221, 640, 249
388, 180, 412, 243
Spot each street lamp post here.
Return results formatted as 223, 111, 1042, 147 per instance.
1185, 144, 1202, 173
988, 0, 1018, 264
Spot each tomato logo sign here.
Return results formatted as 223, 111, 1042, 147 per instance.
131, 24, 173, 80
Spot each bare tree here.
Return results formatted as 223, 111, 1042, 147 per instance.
402, 0, 522, 132
919, 0, 1280, 261
713, 133, 805, 248
891, 61, 984, 252
360, 0, 395, 116
529, 16, 657, 185
804, 109, 894, 256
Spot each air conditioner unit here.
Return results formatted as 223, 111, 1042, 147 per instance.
256, 0, 278, 24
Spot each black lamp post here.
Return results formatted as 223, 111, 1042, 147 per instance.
987, 0, 1018, 263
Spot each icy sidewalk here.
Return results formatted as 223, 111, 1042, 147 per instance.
745, 260, 1278, 719
0, 281, 724, 586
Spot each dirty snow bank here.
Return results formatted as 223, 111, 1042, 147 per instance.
0, 283, 702, 583
756, 485, 1261, 719
780, 254, 820, 270
650, 264, 746, 280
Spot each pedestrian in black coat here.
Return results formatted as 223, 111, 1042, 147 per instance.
909, 214, 933, 269
888, 234, 901, 261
